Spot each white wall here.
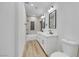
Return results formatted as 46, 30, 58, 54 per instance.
55, 2, 79, 51
0, 2, 27, 57
0, 3, 15, 56
15, 2, 27, 56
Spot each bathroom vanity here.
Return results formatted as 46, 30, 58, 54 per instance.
37, 32, 58, 56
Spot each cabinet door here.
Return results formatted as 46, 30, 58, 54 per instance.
43, 37, 58, 55
37, 35, 44, 49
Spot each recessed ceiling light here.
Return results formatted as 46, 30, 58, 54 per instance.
30, 4, 34, 6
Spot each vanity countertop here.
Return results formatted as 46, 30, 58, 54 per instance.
37, 32, 58, 37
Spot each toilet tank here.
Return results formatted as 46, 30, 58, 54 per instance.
61, 39, 79, 57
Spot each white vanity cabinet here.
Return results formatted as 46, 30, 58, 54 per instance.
37, 32, 58, 56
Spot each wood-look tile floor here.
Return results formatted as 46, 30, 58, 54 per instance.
22, 40, 48, 57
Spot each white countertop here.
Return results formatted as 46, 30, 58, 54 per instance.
37, 32, 58, 37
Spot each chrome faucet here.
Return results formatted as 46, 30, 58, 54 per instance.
49, 30, 53, 34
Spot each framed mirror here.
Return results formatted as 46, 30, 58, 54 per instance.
30, 21, 35, 30
40, 18, 45, 32
49, 10, 56, 29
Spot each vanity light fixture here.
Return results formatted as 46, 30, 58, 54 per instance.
48, 6, 54, 13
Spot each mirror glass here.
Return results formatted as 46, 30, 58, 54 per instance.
49, 10, 56, 29
40, 18, 45, 32
30, 21, 35, 30
42, 18, 45, 29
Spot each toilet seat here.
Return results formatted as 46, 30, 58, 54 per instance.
50, 51, 68, 57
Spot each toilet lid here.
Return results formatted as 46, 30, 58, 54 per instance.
50, 52, 68, 57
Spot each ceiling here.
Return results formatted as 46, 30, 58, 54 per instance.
24, 2, 54, 17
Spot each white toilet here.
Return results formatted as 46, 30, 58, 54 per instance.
50, 39, 79, 57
